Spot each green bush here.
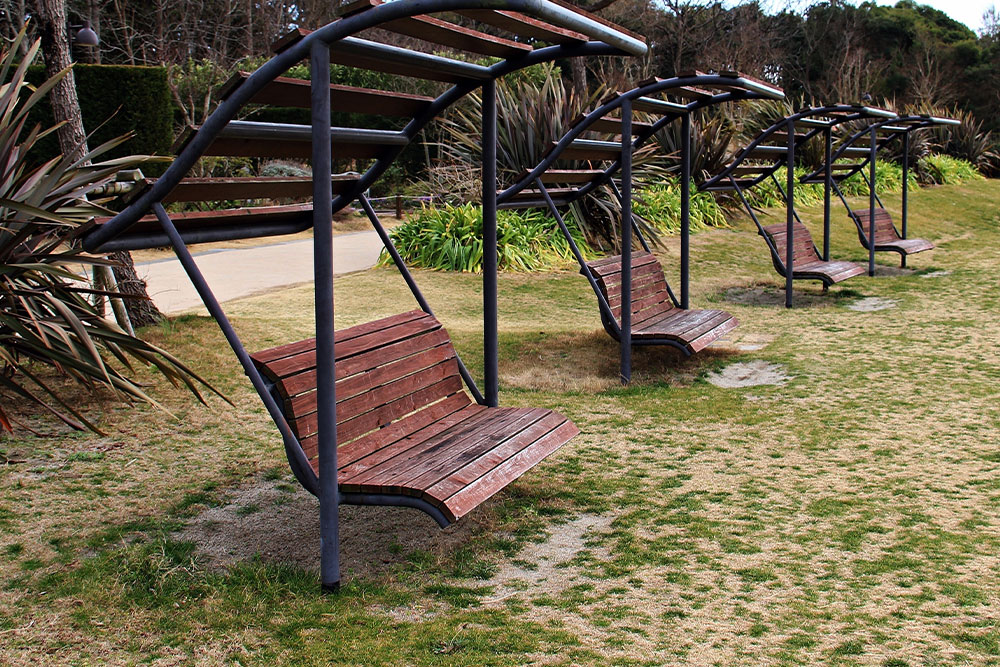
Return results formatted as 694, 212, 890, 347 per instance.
27, 64, 173, 170
633, 180, 728, 235
916, 154, 985, 184
743, 166, 825, 209
840, 160, 918, 196
383, 204, 592, 272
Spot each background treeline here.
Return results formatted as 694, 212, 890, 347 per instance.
5, 0, 999, 132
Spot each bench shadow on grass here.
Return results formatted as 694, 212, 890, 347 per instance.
718, 281, 866, 308
178, 477, 484, 581
500, 329, 741, 393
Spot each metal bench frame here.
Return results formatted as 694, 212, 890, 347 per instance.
82, 0, 647, 590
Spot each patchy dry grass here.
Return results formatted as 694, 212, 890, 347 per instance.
2, 181, 1000, 665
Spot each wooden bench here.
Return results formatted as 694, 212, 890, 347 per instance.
761, 221, 865, 286
849, 208, 934, 259
586, 251, 737, 354
250, 310, 578, 525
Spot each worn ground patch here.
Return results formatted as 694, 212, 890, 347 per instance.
848, 296, 899, 311
705, 360, 791, 387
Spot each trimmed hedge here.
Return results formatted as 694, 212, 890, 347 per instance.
27, 64, 173, 170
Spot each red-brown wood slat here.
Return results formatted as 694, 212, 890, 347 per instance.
455, 9, 588, 44
279, 329, 453, 401
344, 408, 540, 491
219, 72, 434, 116
377, 409, 550, 494
253, 310, 577, 525
251, 310, 431, 378
424, 411, 569, 499
94, 204, 315, 240
286, 346, 457, 422
443, 419, 579, 521
338, 401, 487, 475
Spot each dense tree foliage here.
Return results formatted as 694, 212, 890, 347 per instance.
5, 0, 995, 130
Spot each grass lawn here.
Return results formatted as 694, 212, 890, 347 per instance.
2, 179, 999, 665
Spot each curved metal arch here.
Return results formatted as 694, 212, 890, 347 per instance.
699, 104, 897, 192
801, 114, 959, 184
498, 74, 784, 207
82, 0, 647, 252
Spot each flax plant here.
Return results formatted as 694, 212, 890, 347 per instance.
0, 28, 223, 433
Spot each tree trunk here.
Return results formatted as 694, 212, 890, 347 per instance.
36, 0, 164, 328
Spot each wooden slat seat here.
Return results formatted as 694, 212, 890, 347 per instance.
585, 251, 737, 353
220, 72, 435, 116
559, 138, 621, 161
761, 222, 865, 285
174, 121, 409, 160
250, 310, 578, 524
130, 175, 359, 203
850, 208, 933, 256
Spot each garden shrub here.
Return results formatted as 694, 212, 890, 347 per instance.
917, 154, 985, 184
383, 204, 592, 272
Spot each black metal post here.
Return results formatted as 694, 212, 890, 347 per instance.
785, 118, 795, 308
482, 79, 499, 407
358, 194, 485, 406
680, 112, 691, 310
311, 41, 340, 593
901, 131, 909, 268
620, 98, 632, 385
868, 125, 877, 277
823, 127, 832, 261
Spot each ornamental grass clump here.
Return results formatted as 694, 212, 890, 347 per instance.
383, 204, 592, 272
0, 28, 223, 434
917, 154, 984, 185
840, 160, 918, 196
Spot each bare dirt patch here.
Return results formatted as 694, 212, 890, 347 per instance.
705, 360, 790, 388
848, 297, 898, 312
721, 285, 837, 308
921, 270, 952, 278
484, 514, 613, 601
178, 477, 475, 579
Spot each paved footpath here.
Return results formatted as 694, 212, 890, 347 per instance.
136, 230, 385, 315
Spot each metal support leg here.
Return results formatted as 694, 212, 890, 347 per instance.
312, 41, 340, 593
823, 127, 832, 262
680, 113, 691, 310
620, 99, 632, 385
482, 80, 499, 407
785, 118, 795, 308
868, 126, 877, 277
536, 179, 619, 332
901, 132, 909, 268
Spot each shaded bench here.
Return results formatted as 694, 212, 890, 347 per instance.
586, 251, 737, 354
760, 221, 866, 287
251, 310, 578, 526
849, 207, 933, 263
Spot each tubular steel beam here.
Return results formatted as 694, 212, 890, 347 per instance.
620, 98, 632, 385
311, 41, 340, 594
901, 131, 909, 268
482, 79, 499, 407
868, 125, 877, 277
536, 179, 619, 332
150, 203, 317, 497
357, 194, 486, 405
680, 112, 691, 310
823, 127, 832, 261
785, 117, 795, 308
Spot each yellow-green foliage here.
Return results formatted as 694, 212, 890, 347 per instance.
918, 154, 985, 184
633, 180, 729, 235
383, 204, 592, 272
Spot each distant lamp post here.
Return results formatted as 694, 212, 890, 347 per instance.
72, 21, 98, 47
